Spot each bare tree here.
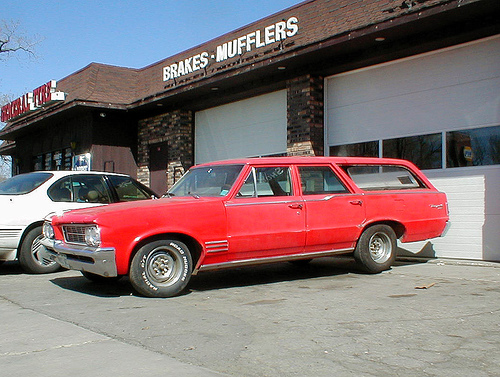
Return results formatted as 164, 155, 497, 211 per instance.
0, 20, 41, 179
0, 93, 12, 180
0, 20, 41, 60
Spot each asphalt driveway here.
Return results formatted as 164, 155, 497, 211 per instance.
1, 257, 499, 376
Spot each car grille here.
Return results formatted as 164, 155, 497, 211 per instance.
63, 225, 86, 244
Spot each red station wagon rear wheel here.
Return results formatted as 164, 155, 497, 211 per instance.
354, 225, 397, 273
129, 240, 193, 298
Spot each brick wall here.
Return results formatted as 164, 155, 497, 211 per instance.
137, 109, 194, 188
286, 74, 324, 156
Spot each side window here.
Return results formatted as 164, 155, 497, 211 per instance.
341, 165, 425, 191
48, 175, 111, 203
48, 177, 73, 202
107, 175, 152, 201
72, 175, 112, 203
238, 169, 257, 197
298, 166, 348, 195
237, 167, 292, 197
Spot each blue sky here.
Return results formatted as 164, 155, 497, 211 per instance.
1, 0, 303, 100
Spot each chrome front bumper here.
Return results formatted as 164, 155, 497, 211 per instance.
40, 238, 117, 277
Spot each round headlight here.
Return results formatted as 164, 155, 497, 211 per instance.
43, 222, 55, 239
85, 226, 101, 247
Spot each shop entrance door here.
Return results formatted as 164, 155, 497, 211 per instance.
149, 141, 169, 195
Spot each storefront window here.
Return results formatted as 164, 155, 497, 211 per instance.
446, 125, 500, 168
383, 133, 442, 170
53, 150, 63, 170
44, 153, 53, 170
64, 148, 72, 170
330, 141, 379, 157
33, 155, 43, 171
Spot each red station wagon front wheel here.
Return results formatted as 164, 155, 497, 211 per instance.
354, 225, 397, 273
129, 240, 193, 298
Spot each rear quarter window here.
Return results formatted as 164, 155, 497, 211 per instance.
341, 165, 426, 191
0, 172, 53, 195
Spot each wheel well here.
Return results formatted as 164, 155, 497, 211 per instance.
129, 233, 203, 268
362, 221, 405, 239
17, 222, 44, 255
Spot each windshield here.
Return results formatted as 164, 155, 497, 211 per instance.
167, 165, 243, 197
0, 172, 53, 195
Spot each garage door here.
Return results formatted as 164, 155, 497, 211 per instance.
195, 90, 287, 164
325, 36, 500, 261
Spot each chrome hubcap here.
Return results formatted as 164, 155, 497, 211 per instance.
32, 235, 56, 267
369, 232, 392, 264
146, 248, 182, 287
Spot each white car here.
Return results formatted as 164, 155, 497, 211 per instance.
0, 170, 157, 273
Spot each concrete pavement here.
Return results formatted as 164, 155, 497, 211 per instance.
1, 257, 499, 376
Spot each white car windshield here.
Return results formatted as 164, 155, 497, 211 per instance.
0, 172, 53, 195
167, 165, 243, 197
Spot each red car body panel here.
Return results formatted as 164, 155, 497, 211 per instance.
47, 157, 449, 277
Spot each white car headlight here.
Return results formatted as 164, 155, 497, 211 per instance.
84, 226, 101, 247
43, 222, 55, 239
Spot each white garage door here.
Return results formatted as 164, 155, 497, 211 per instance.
195, 90, 287, 164
325, 36, 500, 261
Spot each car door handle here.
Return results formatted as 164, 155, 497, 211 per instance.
288, 203, 303, 209
349, 200, 363, 206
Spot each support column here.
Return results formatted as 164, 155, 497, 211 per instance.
286, 74, 324, 156
137, 109, 194, 189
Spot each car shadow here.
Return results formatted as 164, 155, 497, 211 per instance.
50, 275, 135, 298
48, 256, 390, 298
0, 261, 25, 275
188, 256, 361, 293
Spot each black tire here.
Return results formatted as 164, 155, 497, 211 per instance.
354, 225, 396, 273
81, 271, 122, 283
19, 226, 60, 274
129, 239, 193, 298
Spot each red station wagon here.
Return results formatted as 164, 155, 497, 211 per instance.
41, 157, 449, 297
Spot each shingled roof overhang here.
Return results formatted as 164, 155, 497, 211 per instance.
0, 99, 129, 141
128, 0, 500, 115
0, 140, 15, 155
1, 0, 498, 139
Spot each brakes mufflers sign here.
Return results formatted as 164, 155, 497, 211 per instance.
162, 16, 299, 83
1, 80, 66, 122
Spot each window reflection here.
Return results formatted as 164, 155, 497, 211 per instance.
383, 134, 442, 170
329, 126, 499, 170
330, 141, 378, 157
447, 125, 500, 168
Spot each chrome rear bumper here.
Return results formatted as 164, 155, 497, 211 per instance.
440, 221, 451, 237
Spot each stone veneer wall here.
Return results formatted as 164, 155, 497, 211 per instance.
137, 109, 194, 188
137, 75, 324, 189
286, 74, 324, 156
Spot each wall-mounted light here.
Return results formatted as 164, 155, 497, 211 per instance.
99, 112, 107, 118
375, 37, 386, 42
277, 66, 286, 70
211, 87, 219, 91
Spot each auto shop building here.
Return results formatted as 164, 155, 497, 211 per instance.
1, 0, 499, 261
